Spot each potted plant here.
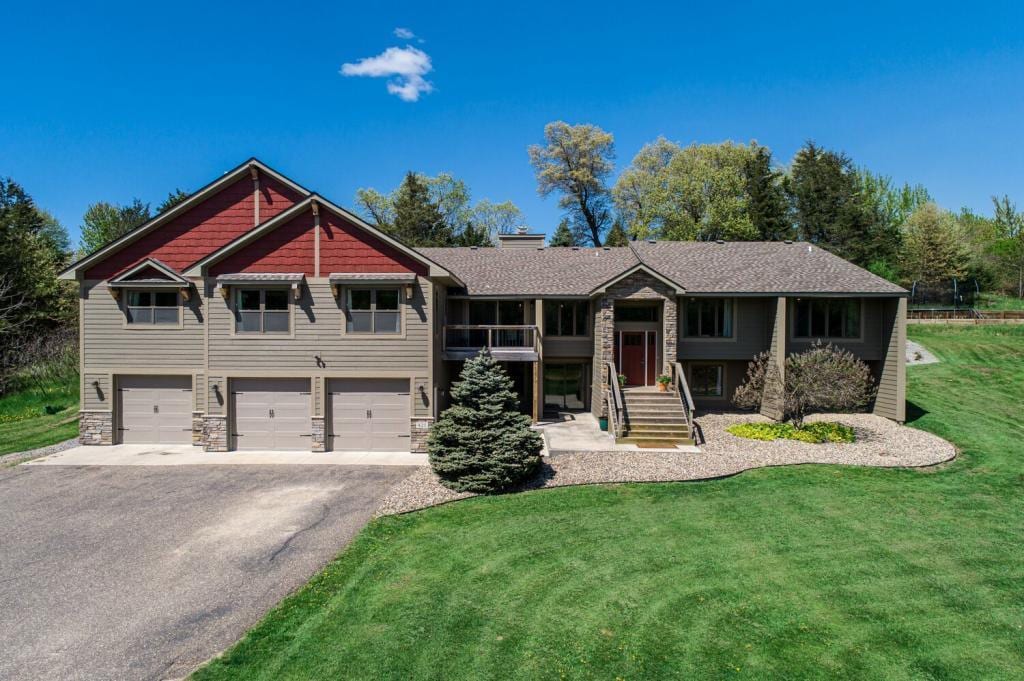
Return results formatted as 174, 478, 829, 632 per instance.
617, 374, 627, 389
656, 374, 672, 392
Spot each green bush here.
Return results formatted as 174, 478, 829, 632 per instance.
726, 421, 855, 444
427, 350, 543, 493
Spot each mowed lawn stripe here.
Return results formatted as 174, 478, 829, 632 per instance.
193, 325, 1024, 680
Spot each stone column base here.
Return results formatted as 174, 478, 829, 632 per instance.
311, 416, 326, 452
410, 417, 434, 454
79, 410, 113, 445
192, 412, 205, 446
203, 416, 228, 452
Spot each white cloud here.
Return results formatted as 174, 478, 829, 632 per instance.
340, 46, 434, 102
393, 27, 415, 39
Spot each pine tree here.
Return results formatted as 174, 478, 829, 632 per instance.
390, 172, 453, 247
744, 145, 792, 240
156, 189, 189, 214
604, 218, 629, 246
548, 219, 577, 247
427, 350, 543, 492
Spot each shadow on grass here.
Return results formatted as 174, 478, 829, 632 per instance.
905, 400, 928, 424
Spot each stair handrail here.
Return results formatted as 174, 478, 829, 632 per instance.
671, 361, 695, 434
604, 359, 625, 437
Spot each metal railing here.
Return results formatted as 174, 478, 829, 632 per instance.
670, 361, 695, 435
443, 324, 538, 352
604, 359, 625, 438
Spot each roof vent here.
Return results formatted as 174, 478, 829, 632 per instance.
571, 246, 580, 251
470, 246, 478, 250
715, 239, 725, 245
784, 239, 793, 244
647, 239, 656, 244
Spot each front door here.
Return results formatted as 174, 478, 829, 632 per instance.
618, 331, 647, 386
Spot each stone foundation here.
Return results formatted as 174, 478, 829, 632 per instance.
191, 412, 204, 446
79, 410, 113, 445
203, 416, 228, 452
410, 417, 434, 454
311, 416, 326, 452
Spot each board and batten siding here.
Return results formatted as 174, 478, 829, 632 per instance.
81, 280, 204, 411
872, 297, 906, 422
677, 297, 770, 360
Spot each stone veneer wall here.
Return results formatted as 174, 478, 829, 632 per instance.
203, 416, 228, 452
410, 417, 434, 454
591, 271, 680, 418
79, 410, 114, 445
311, 416, 326, 452
191, 412, 204, 446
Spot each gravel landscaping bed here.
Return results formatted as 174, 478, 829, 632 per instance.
375, 413, 957, 516
2, 437, 80, 466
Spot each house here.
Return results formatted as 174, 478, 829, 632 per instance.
59, 159, 907, 453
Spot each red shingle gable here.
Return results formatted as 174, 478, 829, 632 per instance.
207, 206, 428, 277
85, 176, 303, 279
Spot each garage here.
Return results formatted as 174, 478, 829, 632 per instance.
329, 378, 411, 451
232, 378, 311, 450
118, 375, 193, 445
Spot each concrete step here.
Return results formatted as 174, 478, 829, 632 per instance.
626, 415, 689, 425
617, 436, 696, 448
628, 424, 691, 435
623, 395, 680, 404
625, 408, 687, 417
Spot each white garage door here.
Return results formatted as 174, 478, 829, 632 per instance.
232, 378, 311, 450
329, 378, 411, 451
119, 375, 193, 445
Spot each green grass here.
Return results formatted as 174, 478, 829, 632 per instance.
0, 374, 79, 457
727, 421, 856, 443
976, 292, 1024, 311
194, 326, 1024, 680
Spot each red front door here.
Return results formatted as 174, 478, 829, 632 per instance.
619, 332, 647, 386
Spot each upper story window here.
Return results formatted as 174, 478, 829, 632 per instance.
126, 290, 179, 325
467, 300, 525, 326
794, 299, 861, 339
347, 288, 401, 334
685, 299, 733, 338
236, 288, 290, 334
545, 300, 588, 337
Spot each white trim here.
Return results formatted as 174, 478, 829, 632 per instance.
588, 263, 685, 296
59, 159, 312, 281
107, 258, 191, 287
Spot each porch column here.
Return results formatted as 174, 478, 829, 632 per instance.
873, 297, 907, 422
533, 298, 543, 422
760, 296, 787, 421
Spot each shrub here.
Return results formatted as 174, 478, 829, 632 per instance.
427, 349, 543, 493
732, 342, 876, 427
726, 421, 855, 444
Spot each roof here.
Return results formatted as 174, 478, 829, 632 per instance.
418, 242, 907, 297
417, 246, 640, 296
107, 258, 190, 288
216, 273, 305, 283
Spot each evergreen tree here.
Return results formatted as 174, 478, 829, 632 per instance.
548, 219, 577, 247
604, 218, 629, 246
156, 189, 189, 214
744, 145, 792, 240
79, 199, 151, 254
454, 221, 493, 247
427, 350, 543, 493
390, 172, 453, 247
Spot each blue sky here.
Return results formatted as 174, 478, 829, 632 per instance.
2, 1, 1023, 246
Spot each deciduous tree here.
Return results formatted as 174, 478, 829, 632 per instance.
79, 199, 151, 254
900, 203, 966, 287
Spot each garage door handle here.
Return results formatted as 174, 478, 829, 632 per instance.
153, 405, 159, 414
366, 409, 372, 419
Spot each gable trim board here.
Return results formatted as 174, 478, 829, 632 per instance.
107, 258, 192, 287
59, 159, 313, 281
589, 263, 687, 296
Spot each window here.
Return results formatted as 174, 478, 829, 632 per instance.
347, 288, 401, 334
614, 305, 658, 322
794, 299, 860, 339
467, 300, 524, 325
685, 299, 733, 338
126, 290, 178, 325
235, 289, 290, 334
690, 364, 724, 397
544, 300, 589, 336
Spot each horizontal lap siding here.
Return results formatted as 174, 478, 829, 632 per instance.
544, 337, 593, 357
678, 298, 770, 360
207, 281, 431, 373
873, 298, 906, 421
82, 281, 204, 369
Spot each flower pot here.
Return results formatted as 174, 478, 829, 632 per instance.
657, 382, 668, 392
599, 416, 609, 431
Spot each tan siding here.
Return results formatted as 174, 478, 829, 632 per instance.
194, 372, 206, 412
678, 297, 770, 360
207, 281, 431, 372
207, 375, 227, 416
544, 337, 593, 357
873, 297, 906, 421
760, 297, 786, 420
81, 281, 204, 368
82, 372, 113, 411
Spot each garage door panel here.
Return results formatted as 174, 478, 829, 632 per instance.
233, 378, 311, 451
329, 378, 410, 452
119, 375, 192, 445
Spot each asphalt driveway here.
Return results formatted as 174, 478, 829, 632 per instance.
0, 463, 414, 680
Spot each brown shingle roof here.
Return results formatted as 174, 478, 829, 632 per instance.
417, 241, 907, 296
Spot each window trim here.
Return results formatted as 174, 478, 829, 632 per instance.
121, 289, 183, 330
230, 287, 295, 337
342, 286, 406, 337
688, 362, 726, 400
544, 299, 591, 338
682, 297, 736, 342
791, 298, 864, 342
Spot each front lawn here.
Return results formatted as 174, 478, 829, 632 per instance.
0, 374, 79, 457
194, 326, 1024, 680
